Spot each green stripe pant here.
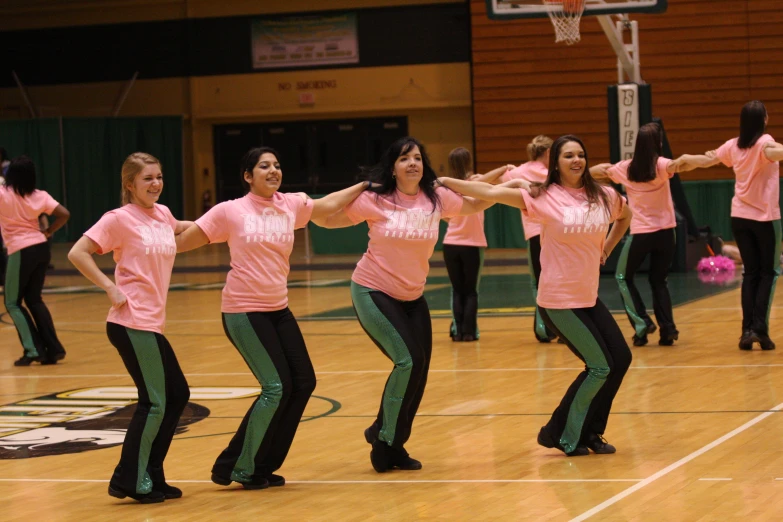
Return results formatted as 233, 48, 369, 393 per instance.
106, 322, 190, 495
351, 282, 432, 449
539, 300, 632, 453
212, 309, 315, 483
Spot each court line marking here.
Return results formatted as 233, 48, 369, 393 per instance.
2, 364, 783, 379
0, 478, 641, 484
570, 401, 783, 522
698, 478, 732, 481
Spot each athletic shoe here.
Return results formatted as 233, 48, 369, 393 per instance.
370, 439, 392, 473
53, 350, 66, 361
14, 355, 42, 366
390, 447, 422, 470
659, 330, 679, 346
364, 427, 378, 444
738, 330, 754, 351
584, 434, 616, 454
536, 426, 589, 457
632, 334, 648, 347
461, 334, 476, 342
149, 466, 182, 499
264, 473, 285, 487
646, 322, 658, 335
108, 484, 165, 503
751, 331, 776, 351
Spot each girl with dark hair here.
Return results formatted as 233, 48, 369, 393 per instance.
69, 152, 194, 503
315, 137, 493, 472
0, 156, 69, 366
175, 146, 367, 490
475, 135, 559, 343
591, 122, 682, 347
438, 135, 633, 456
677, 101, 783, 350
442, 147, 512, 342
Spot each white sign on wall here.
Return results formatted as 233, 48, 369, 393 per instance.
617, 83, 640, 160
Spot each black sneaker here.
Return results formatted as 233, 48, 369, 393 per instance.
241, 476, 269, 490
108, 484, 165, 504
461, 334, 476, 342
364, 427, 378, 444
752, 331, 776, 351
738, 330, 754, 351
659, 330, 679, 346
632, 334, 648, 347
149, 466, 182, 499
265, 473, 285, 487
53, 350, 66, 361
370, 439, 392, 473
14, 355, 42, 366
390, 447, 422, 470
584, 434, 616, 454
537, 426, 589, 457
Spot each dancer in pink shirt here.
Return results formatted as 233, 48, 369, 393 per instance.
439, 135, 633, 456
591, 122, 681, 347
676, 101, 783, 350
315, 137, 493, 472
0, 156, 70, 366
175, 146, 367, 490
69, 153, 194, 503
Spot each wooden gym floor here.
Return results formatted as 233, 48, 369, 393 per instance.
1, 236, 782, 521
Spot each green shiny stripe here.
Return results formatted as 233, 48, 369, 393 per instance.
528, 244, 548, 339
614, 236, 648, 336
3, 251, 38, 357
223, 313, 282, 483
126, 328, 166, 494
351, 281, 411, 446
545, 309, 609, 453
764, 220, 782, 328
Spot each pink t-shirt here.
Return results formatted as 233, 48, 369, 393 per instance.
501, 161, 548, 240
195, 191, 314, 313
84, 204, 177, 334
607, 157, 675, 234
522, 184, 626, 309
0, 186, 59, 255
715, 134, 780, 221
443, 212, 487, 247
345, 187, 463, 301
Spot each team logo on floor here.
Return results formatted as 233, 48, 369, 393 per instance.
0, 387, 259, 459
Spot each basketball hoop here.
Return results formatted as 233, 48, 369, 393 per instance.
544, 0, 586, 45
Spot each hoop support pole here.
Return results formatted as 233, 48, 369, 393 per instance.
596, 15, 641, 83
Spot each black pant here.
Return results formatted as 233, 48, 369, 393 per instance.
213, 308, 316, 482
106, 322, 190, 495
615, 228, 677, 339
3, 241, 64, 360
443, 244, 483, 338
0, 234, 6, 285
539, 300, 632, 453
351, 282, 432, 449
528, 235, 556, 341
732, 217, 782, 336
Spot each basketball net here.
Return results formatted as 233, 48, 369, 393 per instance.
544, 0, 586, 45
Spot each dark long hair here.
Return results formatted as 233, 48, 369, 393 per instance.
542, 135, 611, 215
738, 100, 767, 149
361, 136, 441, 212
447, 147, 472, 180
627, 122, 663, 183
5, 155, 37, 197
239, 146, 280, 193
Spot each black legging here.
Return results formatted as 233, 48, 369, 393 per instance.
528, 235, 557, 342
4, 241, 65, 361
614, 227, 677, 339
539, 300, 632, 453
731, 217, 782, 336
106, 322, 190, 495
212, 308, 316, 483
443, 244, 483, 338
351, 282, 432, 449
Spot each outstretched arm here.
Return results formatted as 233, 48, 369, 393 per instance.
176, 223, 210, 253
312, 209, 357, 229
763, 141, 783, 162
174, 220, 195, 234
457, 196, 495, 216
672, 153, 721, 172
310, 182, 368, 224
590, 163, 612, 181
468, 164, 515, 184
438, 177, 528, 210
67, 236, 127, 308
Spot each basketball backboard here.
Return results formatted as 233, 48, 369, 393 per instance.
485, 0, 667, 20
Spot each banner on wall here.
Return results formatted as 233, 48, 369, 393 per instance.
251, 13, 359, 70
